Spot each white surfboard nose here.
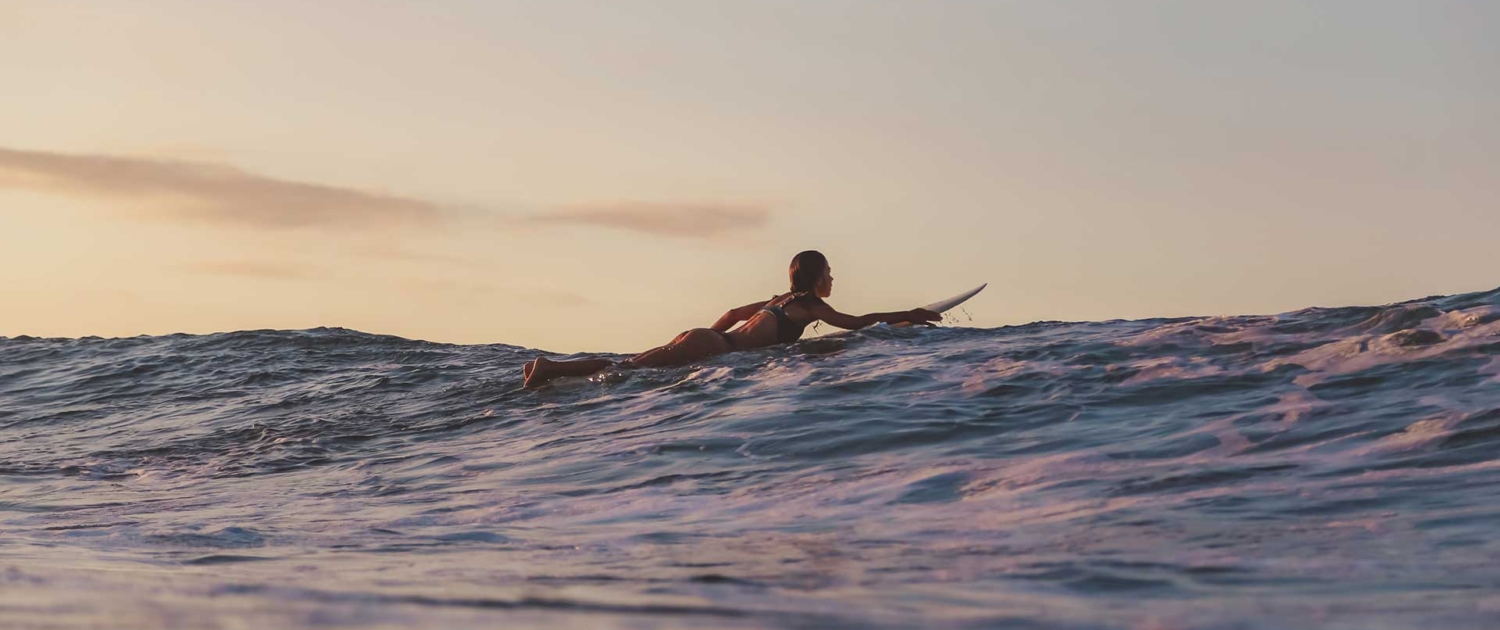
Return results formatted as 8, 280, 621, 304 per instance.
923, 283, 988, 314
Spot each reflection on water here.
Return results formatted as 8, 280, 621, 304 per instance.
2, 287, 1499, 628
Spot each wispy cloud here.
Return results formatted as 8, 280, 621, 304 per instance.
521, 201, 771, 240
182, 259, 594, 307
0, 147, 774, 242
184, 260, 309, 279
396, 276, 595, 307
0, 147, 441, 230
348, 243, 489, 270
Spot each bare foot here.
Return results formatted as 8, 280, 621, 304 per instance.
523, 356, 556, 389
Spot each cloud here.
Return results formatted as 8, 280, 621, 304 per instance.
395, 276, 595, 307
521, 287, 596, 308
0, 147, 774, 242
0, 146, 441, 230
182, 260, 310, 280
180, 259, 593, 307
348, 243, 488, 270
522, 201, 771, 240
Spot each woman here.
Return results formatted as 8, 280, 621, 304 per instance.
523, 250, 941, 388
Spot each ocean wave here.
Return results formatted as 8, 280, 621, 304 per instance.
2, 287, 1498, 628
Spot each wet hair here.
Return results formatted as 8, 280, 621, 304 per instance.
788, 250, 829, 293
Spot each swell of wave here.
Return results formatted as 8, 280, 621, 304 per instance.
1, 286, 1498, 629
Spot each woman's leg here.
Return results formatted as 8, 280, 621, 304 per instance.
523, 331, 694, 386
626, 329, 732, 368
524, 329, 732, 388
524, 356, 615, 388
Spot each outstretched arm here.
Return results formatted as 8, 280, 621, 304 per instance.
711, 300, 770, 332
809, 301, 941, 330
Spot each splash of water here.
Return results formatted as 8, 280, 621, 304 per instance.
2, 287, 1498, 628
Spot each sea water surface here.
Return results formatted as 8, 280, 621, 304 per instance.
3, 288, 1500, 629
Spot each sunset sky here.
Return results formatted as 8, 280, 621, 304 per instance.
3, 1, 1497, 353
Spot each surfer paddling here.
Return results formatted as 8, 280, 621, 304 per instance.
523, 250, 941, 388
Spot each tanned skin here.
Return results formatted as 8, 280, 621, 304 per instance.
523, 265, 940, 388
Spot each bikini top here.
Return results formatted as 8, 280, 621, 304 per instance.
760, 292, 824, 344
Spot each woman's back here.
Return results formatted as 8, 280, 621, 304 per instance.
522, 250, 940, 388
730, 292, 824, 349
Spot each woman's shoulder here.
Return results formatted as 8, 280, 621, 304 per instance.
768, 291, 826, 309
794, 292, 827, 307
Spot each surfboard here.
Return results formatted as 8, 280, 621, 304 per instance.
888, 283, 987, 328
923, 283, 987, 314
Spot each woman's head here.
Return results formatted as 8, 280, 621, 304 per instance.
789, 250, 833, 298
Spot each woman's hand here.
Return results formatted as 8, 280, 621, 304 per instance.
905, 308, 942, 324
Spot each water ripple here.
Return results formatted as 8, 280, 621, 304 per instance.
2, 288, 1499, 628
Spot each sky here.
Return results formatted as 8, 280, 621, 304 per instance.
2, 0, 1497, 353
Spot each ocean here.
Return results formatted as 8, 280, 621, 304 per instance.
2, 287, 1498, 629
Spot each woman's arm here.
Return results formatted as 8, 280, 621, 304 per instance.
711, 300, 770, 332
809, 301, 940, 330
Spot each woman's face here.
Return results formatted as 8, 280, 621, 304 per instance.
816, 267, 834, 298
